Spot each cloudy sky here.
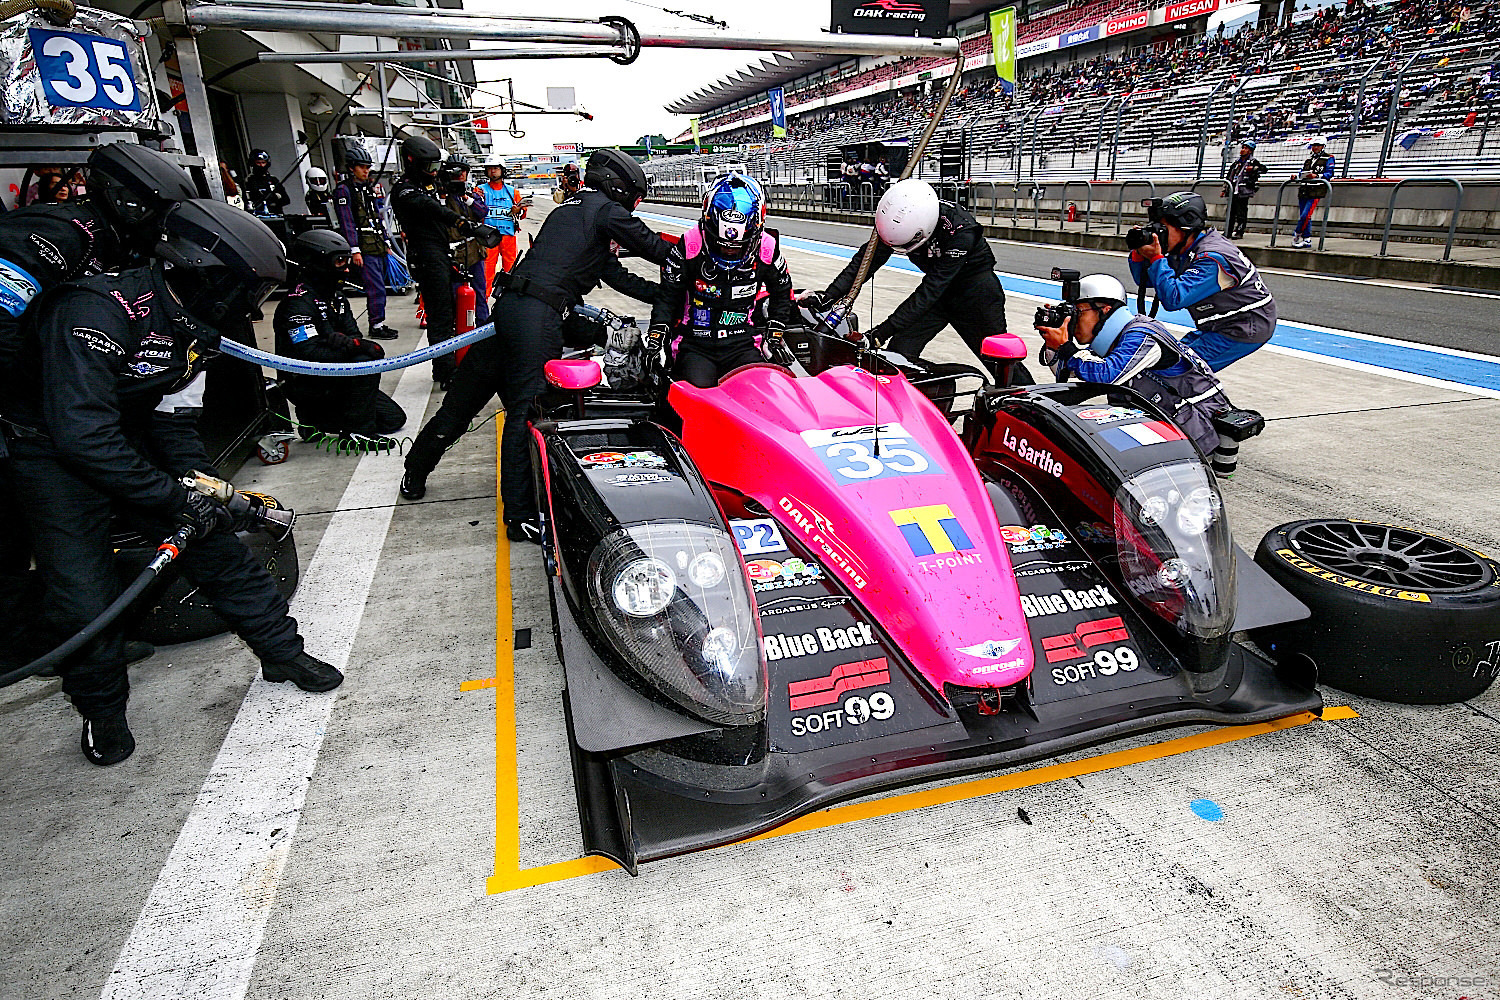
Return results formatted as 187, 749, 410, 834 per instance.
465, 0, 829, 153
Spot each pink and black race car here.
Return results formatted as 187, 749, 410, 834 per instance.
529, 331, 1320, 872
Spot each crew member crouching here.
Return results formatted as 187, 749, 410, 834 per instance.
647, 172, 794, 387
274, 230, 405, 451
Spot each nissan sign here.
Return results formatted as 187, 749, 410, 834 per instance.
1166, 0, 1218, 21
1105, 10, 1150, 35
830, 0, 950, 37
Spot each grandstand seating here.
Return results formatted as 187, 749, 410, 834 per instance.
668, 0, 1500, 183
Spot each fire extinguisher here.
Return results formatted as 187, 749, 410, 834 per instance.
1066, 202, 1078, 223
453, 281, 476, 367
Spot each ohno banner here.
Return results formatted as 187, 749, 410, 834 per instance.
830, 0, 950, 38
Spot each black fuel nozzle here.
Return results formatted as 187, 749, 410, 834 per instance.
181, 471, 296, 541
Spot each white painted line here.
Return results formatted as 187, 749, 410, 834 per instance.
100, 363, 434, 1000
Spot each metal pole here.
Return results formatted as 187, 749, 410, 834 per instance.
1108, 93, 1133, 182
1343, 57, 1382, 178
1194, 80, 1230, 183
1219, 81, 1247, 180
1481, 104, 1494, 160
258, 47, 618, 65
161, 5, 225, 201
1094, 95, 1118, 179
1376, 53, 1421, 179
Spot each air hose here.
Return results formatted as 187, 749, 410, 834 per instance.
219, 319, 498, 375
0, 0, 74, 25
0, 525, 191, 687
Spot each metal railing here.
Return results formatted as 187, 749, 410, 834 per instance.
1270, 178, 1332, 250
1114, 180, 1157, 235
1380, 177, 1463, 261
1058, 179, 1094, 232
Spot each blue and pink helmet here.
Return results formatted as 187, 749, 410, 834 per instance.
701, 172, 765, 267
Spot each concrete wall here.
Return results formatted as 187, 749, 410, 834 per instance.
240, 92, 310, 216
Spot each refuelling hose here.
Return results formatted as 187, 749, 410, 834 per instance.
0, 525, 192, 688
0, 0, 74, 25
219, 318, 498, 375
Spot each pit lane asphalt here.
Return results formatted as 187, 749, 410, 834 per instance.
642, 202, 1500, 357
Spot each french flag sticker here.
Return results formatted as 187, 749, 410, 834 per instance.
1100, 420, 1186, 451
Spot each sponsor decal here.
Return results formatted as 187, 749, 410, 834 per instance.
891, 504, 975, 558
289, 323, 318, 343
731, 283, 757, 298
1000, 524, 1070, 553
1275, 548, 1432, 602
853, 0, 927, 18
957, 638, 1023, 659
1017, 37, 1058, 58
1099, 420, 1186, 451
754, 595, 850, 617
1105, 10, 1150, 34
763, 621, 876, 661
778, 496, 869, 589
1059, 24, 1100, 46
0, 257, 41, 316
1166, 0, 1218, 20
140, 333, 174, 348
851, 368, 892, 384
70, 327, 123, 357
1000, 426, 1064, 476
605, 472, 673, 487
692, 307, 711, 326
1020, 584, 1120, 619
789, 687, 896, 737
108, 289, 152, 320
1075, 406, 1146, 424
578, 450, 667, 469
28, 234, 65, 267
1014, 560, 1093, 578
694, 279, 714, 294
788, 655, 890, 709
966, 657, 1026, 676
1050, 645, 1140, 685
801, 422, 941, 485
1041, 617, 1132, 663
126, 360, 168, 377
133, 349, 172, 360
730, 518, 787, 556
1074, 521, 1114, 545
718, 310, 748, 325
745, 556, 823, 593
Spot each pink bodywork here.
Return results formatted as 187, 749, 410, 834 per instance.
545, 359, 603, 391
670, 365, 1034, 693
981, 333, 1028, 360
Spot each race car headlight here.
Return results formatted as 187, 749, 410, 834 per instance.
1113, 462, 1236, 645
588, 522, 765, 726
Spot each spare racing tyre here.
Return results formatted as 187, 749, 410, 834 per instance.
1252, 519, 1500, 704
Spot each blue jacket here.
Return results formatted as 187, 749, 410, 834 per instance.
1129, 229, 1275, 344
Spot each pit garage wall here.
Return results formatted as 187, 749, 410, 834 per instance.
239, 91, 310, 216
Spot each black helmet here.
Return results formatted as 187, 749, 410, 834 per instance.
86, 142, 197, 249
401, 136, 443, 178
157, 199, 286, 326
1158, 191, 1208, 232
584, 148, 648, 208
441, 155, 471, 189
287, 229, 352, 285
250, 149, 271, 169
343, 142, 374, 168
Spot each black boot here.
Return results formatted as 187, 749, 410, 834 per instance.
81, 713, 136, 766
261, 651, 344, 692
399, 469, 427, 501
367, 324, 399, 341
506, 515, 544, 546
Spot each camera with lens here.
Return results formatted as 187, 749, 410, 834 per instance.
1126, 197, 1170, 250
1033, 266, 1081, 328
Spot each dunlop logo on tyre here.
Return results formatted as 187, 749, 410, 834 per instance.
1275, 549, 1431, 603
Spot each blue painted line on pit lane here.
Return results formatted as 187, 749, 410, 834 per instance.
639, 211, 1500, 395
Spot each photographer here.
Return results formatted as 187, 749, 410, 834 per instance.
1127, 191, 1275, 371
798, 179, 1008, 367
1, 201, 343, 766
1223, 140, 1264, 240
1033, 271, 1230, 458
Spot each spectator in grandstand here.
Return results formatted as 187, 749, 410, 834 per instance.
1223, 141, 1265, 241
1293, 136, 1336, 248
1128, 191, 1276, 372
799, 179, 1009, 366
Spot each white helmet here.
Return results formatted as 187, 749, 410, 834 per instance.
305, 167, 329, 193
875, 179, 940, 253
1077, 273, 1127, 308
1309, 135, 1329, 147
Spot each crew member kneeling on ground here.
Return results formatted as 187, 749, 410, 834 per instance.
648, 173, 795, 388
401, 149, 672, 543
797, 179, 1007, 366
1034, 273, 1230, 457
1128, 190, 1275, 372
0, 200, 343, 766
274, 230, 406, 450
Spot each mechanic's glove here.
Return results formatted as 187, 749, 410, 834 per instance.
349, 338, 385, 361
175, 487, 233, 540
645, 324, 668, 356
795, 289, 828, 311
866, 323, 888, 348
462, 222, 504, 249
765, 324, 796, 367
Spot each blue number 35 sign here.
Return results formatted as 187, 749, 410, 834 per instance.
29, 28, 142, 112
